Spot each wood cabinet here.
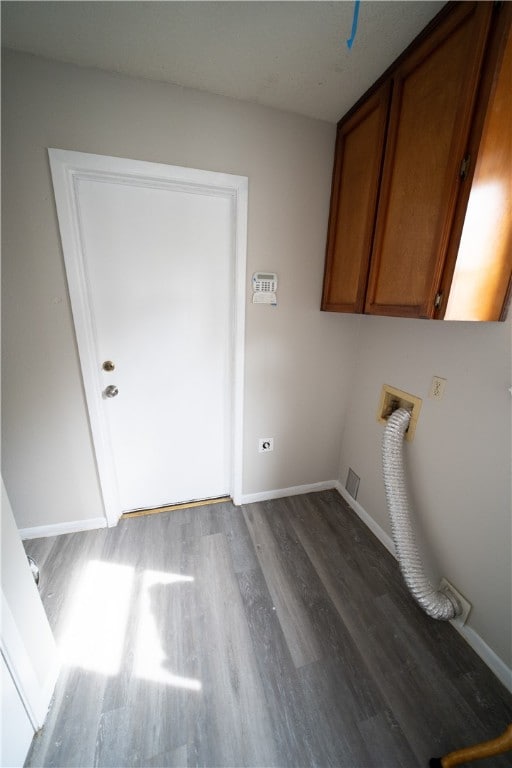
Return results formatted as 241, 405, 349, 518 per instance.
443, 3, 512, 320
321, 83, 390, 313
321, 1, 511, 321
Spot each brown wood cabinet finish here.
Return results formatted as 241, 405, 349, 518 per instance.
365, 2, 492, 318
443, 3, 512, 321
322, 1, 510, 321
321, 83, 390, 313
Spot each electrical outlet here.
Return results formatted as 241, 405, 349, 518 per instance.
429, 376, 447, 400
258, 438, 274, 453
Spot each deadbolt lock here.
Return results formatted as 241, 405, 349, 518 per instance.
102, 360, 115, 372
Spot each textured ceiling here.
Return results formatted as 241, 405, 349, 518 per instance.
2, 1, 446, 123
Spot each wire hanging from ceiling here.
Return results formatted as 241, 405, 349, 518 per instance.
346, 0, 361, 50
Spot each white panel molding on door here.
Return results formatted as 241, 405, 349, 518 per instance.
49, 149, 247, 525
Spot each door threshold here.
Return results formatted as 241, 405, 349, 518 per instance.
121, 496, 231, 519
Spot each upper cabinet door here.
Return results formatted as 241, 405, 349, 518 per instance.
321, 82, 391, 313
365, 2, 493, 318
443, 5, 512, 321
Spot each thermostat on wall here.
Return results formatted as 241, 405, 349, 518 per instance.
252, 272, 277, 305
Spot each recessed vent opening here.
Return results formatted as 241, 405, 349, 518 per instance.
346, 467, 360, 500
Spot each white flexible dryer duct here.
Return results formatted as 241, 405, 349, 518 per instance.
382, 407, 460, 621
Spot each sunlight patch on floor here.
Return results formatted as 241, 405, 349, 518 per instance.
60, 560, 134, 675
59, 560, 201, 691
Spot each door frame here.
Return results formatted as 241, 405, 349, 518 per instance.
49, 149, 248, 526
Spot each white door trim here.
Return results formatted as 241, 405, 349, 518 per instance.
49, 149, 247, 526
1, 596, 46, 730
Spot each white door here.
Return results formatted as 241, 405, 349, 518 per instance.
1, 657, 34, 768
1, 479, 60, 767
49, 150, 247, 522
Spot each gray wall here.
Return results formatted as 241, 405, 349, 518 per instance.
339, 315, 512, 667
1, 49, 355, 527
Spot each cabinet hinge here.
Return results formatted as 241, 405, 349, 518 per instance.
434, 291, 443, 310
459, 154, 471, 180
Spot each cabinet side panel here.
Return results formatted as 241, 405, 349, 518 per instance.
366, 2, 492, 317
322, 84, 390, 313
445, 16, 512, 321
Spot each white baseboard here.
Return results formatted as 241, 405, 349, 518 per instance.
335, 481, 396, 557
240, 480, 337, 505
333, 483, 512, 694
452, 622, 512, 692
19, 516, 107, 540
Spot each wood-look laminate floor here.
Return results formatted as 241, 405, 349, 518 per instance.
24, 490, 512, 767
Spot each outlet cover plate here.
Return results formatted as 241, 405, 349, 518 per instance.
429, 376, 447, 400
258, 438, 274, 453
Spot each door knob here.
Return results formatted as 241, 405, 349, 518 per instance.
102, 360, 115, 372
104, 385, 119, 398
